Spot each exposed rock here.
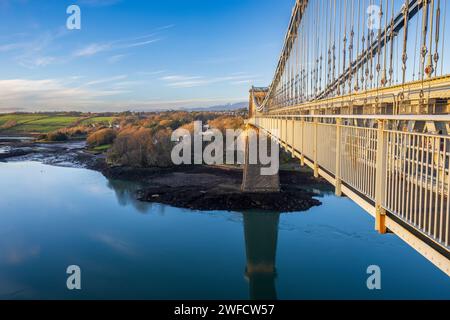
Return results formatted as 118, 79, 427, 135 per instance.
137, 186, 321, 212
126, 165, 329, 212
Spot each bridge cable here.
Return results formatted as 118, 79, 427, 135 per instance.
361, 0, 367, 91
401, 0, 410, 89
426, 0, 435, 80
367, 0, 374, 91
349, 0, 356, 97
375, 0, 384, 105
412, 1, 420, 82
427, 0, 436, 101
376, 0, 383, 91
441, 0, 446, 76
327, 0, 332, 89
355, 0, 362, 92
342, 0, 348, 96
434, 0, 441, 78
382, 0, 390, 87
419, 0, 429, 84
388, 0, 395, 87
319, 0, 325, 95
337, 0, 342, 96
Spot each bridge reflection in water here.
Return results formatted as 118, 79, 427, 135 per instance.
243, 212, 280, 300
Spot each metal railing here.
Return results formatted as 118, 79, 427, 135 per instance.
250, 115, 450, 252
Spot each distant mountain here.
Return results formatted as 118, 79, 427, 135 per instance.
184, 102, 248, 112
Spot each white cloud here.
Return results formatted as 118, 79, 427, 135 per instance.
155, 24, 175, 31
83, 75, 128, 86
0, 42, 27, 52
110, 80, 143, 89
74, 43, 112, 57
0, 78, 246, 112
231, 79, 253, 85
161, 73, 259, 88
78, 0, 122, 7
20, 56, 56, 68
0, 25, 167, 69
0, 78, 125, 110
107, 54, 126, 63
74, 31, 164, 59
136, 70, 166, 76
0, 28, 69, 68
122, 38, 161, 48
73, 38, 161, 58
162, 75, 202, 82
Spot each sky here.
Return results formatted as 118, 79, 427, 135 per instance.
0, 0, 294, 112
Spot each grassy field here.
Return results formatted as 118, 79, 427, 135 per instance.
80, 116, 116, 126
0, 115, 81, 134
0, 114, 117, 134
0, 114, 50, 127
12, 116, 82, 133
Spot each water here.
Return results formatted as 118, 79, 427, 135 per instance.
0, 146, 11, 154
0, 161, 449, 300
0, 136, 34, 142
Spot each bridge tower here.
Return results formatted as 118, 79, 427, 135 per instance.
248, 87, 268, 117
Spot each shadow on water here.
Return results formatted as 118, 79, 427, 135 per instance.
106, 179, 152, 214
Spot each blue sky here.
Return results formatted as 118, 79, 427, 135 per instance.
0, 0, 294, 112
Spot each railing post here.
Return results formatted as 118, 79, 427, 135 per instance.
313, 117, 319, 178
335, 118, 342, 196
375, 119, 387, 234
280, 117, 284, 148
284, 117, 288, 149
300, 118, 305, 166
291, 117, 295, 156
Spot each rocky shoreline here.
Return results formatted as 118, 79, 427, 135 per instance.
1, 138, 331, 212
104, 165, 327, 212
0, 138, 106, 169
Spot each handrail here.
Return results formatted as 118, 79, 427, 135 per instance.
256, 114, 450, 122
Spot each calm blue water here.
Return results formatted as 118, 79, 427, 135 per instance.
0, 161, 449, 300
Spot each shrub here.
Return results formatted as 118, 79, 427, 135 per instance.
208, 115, 244, 131
87, 128, 117, 147
65, 126, 90, 137
46, 131, 69, 142
107, 127, 173, 167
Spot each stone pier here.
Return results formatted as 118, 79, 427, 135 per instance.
241, 127, 280, 193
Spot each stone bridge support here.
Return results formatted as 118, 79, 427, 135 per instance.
241, 126, 280, 193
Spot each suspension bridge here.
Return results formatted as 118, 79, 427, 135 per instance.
247, 0, 450, 276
